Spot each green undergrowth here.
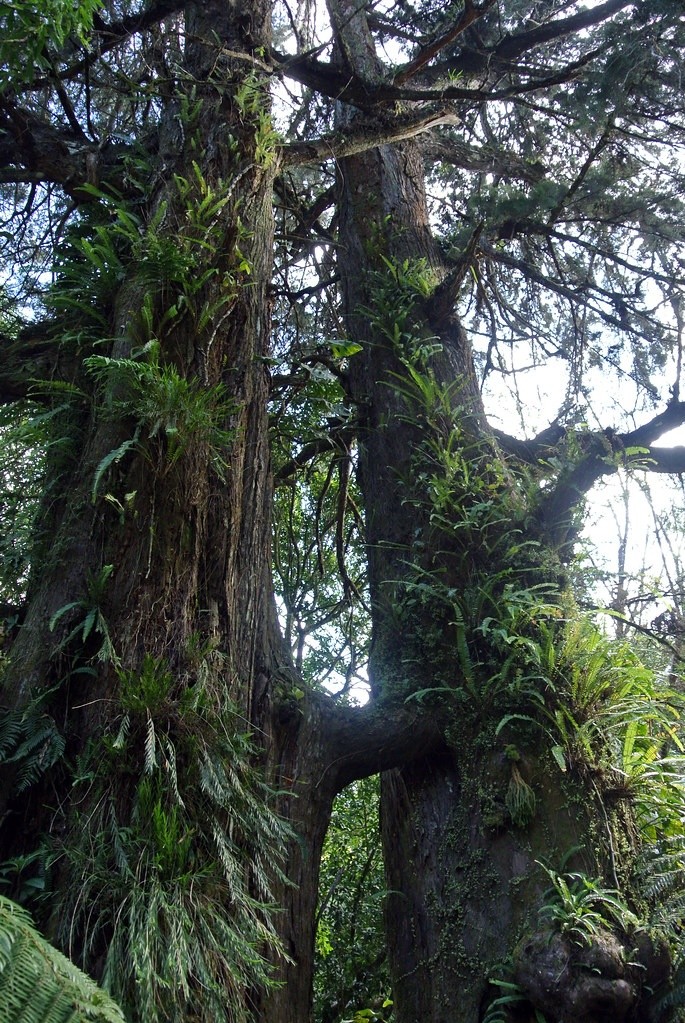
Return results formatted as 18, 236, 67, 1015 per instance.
0, 650, 292, 1023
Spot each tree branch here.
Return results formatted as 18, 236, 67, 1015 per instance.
280, 105, 460, 166
274, 427, 356, 484
0, 98, 132, 193
0, 331, 80, 404
25, 0, 186, 90
275, 0, 630, 108
493, 423, 567, 464
423, 137, 546, 183
535, 403, 685, 543
393, 0, 495, 86
478, 242, 628, 334
493, 0, 632, 63
316, 691, 447, 793
428, 221, 484, 327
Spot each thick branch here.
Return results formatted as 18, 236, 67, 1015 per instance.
0, 99, 131, 193
637, 447, 685, 473
493, 0, 632, 63
393, 0, 495, 86
314, 691, 446, 793
535, 403, 685, 543
272, 48, 479, 107
494, 423, 567, 464
423, 137, 546, 183
0, 331, 78, 403
92, 0, 184, 47
280, 105, 460, 166
428, 221, 484, 327
274, 427, 356, 483
275, 0, 630, 108
422, 0, 630, 85
623, 404, 685, 450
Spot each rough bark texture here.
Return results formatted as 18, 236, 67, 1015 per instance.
327, 2, 665, 1021
0, 0, 297, 1011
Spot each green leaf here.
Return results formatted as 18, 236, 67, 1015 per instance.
91, 434, 140, 502
551, 745, 567, 772
0, 894, 125, 1022
330, 342, 363, 359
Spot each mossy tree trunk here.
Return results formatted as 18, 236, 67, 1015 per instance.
337, 140, 665, 1023
329, 3, 670, 1020
0, 1, 445, 1015
0, 1, 304, 1018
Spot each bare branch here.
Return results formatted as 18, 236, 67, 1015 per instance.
280, 105, 460, 167
393, 0, 495, 86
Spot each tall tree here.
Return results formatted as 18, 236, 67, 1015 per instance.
0, 1, 684, 1022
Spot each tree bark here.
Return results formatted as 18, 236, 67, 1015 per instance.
327, 3, 667, 1021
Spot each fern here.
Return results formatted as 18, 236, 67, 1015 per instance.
91, 434, 139, 502
636, 838, 685, 936
55, 667, 292, 1023
0, 895, 125, 1023
0, 711, 65, 794
648, 965, 685, 1023
0, 712, 23, 760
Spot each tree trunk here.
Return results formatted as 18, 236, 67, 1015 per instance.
0, 2, 304, 1018
330, 9, 667, 1021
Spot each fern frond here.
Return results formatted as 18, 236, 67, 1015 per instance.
0, 895, 125, 1023
4, 715, 65, 793
159, 735, 183, 808
91, 435, 139, 502
144, 717, 157, 775
0, 712, 23, 760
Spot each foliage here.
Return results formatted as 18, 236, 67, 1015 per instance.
0, 0, 102, 87
362, 254, 439, 358
85, 341, 237, 482
0, 893, 125, 1023
536, 863, 639, 948
235, 73, 281, 167
0, 404, 48, 603
380, 341, 559, 707
271, 340, 369, 697
504, 751, 536, 828
0, 707, 64, 797
496, 617, 685, 844
1, 0, 685, 1020
49, 563, 116, 663
56, 657, 291, 1023
314, 777, 389, 1023
68, 165, 251, 334
635, 837, 685, 954
340, 1003, 393, 1023
482, 980, 548, 1023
